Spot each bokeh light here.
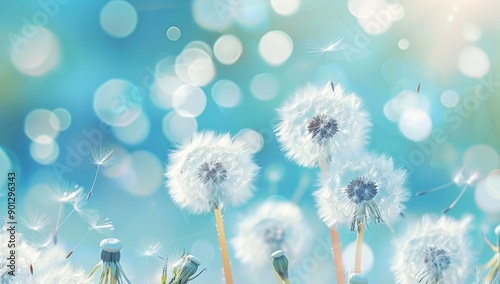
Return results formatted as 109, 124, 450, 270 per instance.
162, 112, 197, 143
462, 22, 482, 41
342, 241, 375, 273
212, 80, 242, 108
463, 144, 499, 175
236, 129, 264, 153
192, 0, 236, 31
259, 31, 293, 66
10, 27, 60, 76
235, 0, 268, 28
24, 109, 59, 143
214, 34, 243, 65
100, 0, 138, 38
172, 84, 207, 117
440, 90, 460, 108
114, 112, 150, 145
475, 179, 500, 214
175, 46, 215, 86
271, 0, 300, 16
93, 79, 142, 126
49, 108, 72, 131
166, 26, 181, 41
383, 90, 431, 123
0, 148, 12, 195
117, 151, 163, 197
398, 39, 409, 50
250, 73, 280, 100
398, 108, 433, 142
190, 239, 216, 266
457, 46, 490, 78
30, 140, 59, 165
486, 169, 500, 199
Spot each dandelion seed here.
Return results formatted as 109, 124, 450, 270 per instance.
169, 251, 206, 284
86, 146, 114, 201
20, 211, 50, 233
275, 81, 371, 168
416, 83, 421, 94
88, 238, 131, 284
66, 216, 113, 259
271, 250, 290, 284
307, 38, 343, 57
391, 214, 473, 284
231, 200, 312, 269
37, 263, 91, 283
348, 273, 368, 284
166, 132, 260, 284
139, 239, 163, 280
416, 167, 482, 214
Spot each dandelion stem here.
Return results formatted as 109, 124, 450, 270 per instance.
66, 227, 94, 258
354, 223, 365, 274
441, 185, 468, 214
214, 206, 234, 284
284, 279, 291, 284
320, 156, 345, 284
86, 165, 101, 201
415, 181, 454, 196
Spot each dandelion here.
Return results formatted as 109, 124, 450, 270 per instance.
37, 263, 91, 283
89, 238, 131, 284
275, 81, 371, 168
165, 131, 259, 284
315, 151, 409, 274
169, 251, 206, 284
391, 214, 473, 284
481, 225, 500, 284
416, 167, 482, 214
271, 250, 290, 284
231, 200, 312, 269
86, 146, 114, 201
66, 215, 114, 259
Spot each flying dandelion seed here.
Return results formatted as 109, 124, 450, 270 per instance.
307, 38, 343, 57
66, 215, 114, 259
166, 131, 259, 284
231, 200, 312, 269
20, 211, 50, 233
481, 225, 500, 283
416, 167, 482, 214
86, 146, 114, 201
275, 81, 371, 168
139, 239, 163, 280
391, 214, 473, 284
88, 238, 131, 284
169, 251, 206, 284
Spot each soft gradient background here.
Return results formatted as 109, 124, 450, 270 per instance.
1, 0, 500, 283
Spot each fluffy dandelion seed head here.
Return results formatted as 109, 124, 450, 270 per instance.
231, 200, 312, 268
314, 152, 409, 230
275, 82, 371, 168
166, 131, 259, 214
391, 214, 473, 284
37, 263, 91, 283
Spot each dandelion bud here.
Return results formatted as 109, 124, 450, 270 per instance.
271, 250, 289, 281
88, 238, 131, 284
348, 273, 368, 284
170, 252, 205, 284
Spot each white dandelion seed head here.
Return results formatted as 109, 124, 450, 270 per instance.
0, 227, 40, 281
275, 82, 371, 168
36, 263, 91, 284
391, 214, 473, 284
165, 131, 260, 214
231, 200, 313, 268
139, 239, 163, 257
314, 151, 409, 230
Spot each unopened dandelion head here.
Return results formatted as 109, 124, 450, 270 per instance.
348, 273, 368, 284
165, 131, 259, 214
314, 152, 409, 231
170, 251, 205, 284
271, 250, 289, 281
275, 82, 371, 167
88, 238, 131, 284
391, 214, 473, 284
231, 200, 312, 268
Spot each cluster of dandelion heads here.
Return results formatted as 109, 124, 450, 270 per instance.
314, 152, 409, 231
275, 82, 371, 167
231, 200, 312, 268
165, 131, 260, 214
391, 214, 473, 284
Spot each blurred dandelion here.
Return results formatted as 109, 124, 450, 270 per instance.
271, 250, 290, 284
89, 238, 131, 284
86, 146, 114, 201
391, 214, 473, 284
315, 151, 409, 274
275, 81, 371, 168
231, 200, 312, 269
66, 215, 114, 259
169, 251, 206, 284
481, 225, 500, 283
416, 167, 482, 214
166, 131, 259, 284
